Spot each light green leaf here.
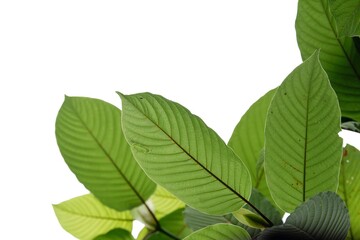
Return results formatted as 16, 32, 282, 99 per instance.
329, 0, 360, 37
338, 144, 360, 238
286, 191, 350, 240
183, 224, 251, 240
151, 185, 185, 219
296, 0, 360, 121
56, 96, 156, 211
228, 88, 276, 183
94, 229, 134, 240
119, 92, 252, 215
233, 208, 270, 229
53, 194, 133, 240
264, 51, 343, 212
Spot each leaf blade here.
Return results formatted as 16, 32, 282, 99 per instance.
264, 51, 343, 212
55, 96, 156, 211
119, 92, 252, 215
183, 223, 251, 240
296, 0, 360, 121
53, 194, 133, 239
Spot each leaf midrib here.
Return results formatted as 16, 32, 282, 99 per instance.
126, 96, 249, 204
67, 100, 148, 207
320, 0, 360, 81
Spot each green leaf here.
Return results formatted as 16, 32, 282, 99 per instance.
53, 194, 133, 239
286, 191, 350, 240
119, 92, 252, 215
55, 96, 156, 211
329, 0, 360, 37
341, 121, 360, 133
151, 186, 185, 219
233, 208, 270, 229
94, 229, 135, 240
228, 88, 276, 183
296, 0, 360, 121
183, 223, 251, 240
338, 144, 360, 238
255, 224, 314, 240
264, 51, 343, 212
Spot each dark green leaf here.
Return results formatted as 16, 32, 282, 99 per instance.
329, 0, 360, 37
255, 224, 314, 240
296, 0, 360, 121
56, 97, 156, 211
119, 92, 252, 215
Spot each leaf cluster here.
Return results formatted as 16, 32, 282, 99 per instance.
53, 0, 360, 239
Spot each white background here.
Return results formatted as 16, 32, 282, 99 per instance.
1, 0, 359, 239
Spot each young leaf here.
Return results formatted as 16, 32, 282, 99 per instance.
338, 144, 360, 238
296, 0, 360, 121
119, 92, 252, 215
286, 191, 350, 240
329, 0, 360, 37
53, 194, 133, 239
183, 223, 251, 240
264, 51, 343, 212
233, 208, 270, 229
55, 97, 156, 211
94, 229, 135, 240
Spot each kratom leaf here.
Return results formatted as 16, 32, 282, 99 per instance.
228, 88, 276, 183
286, 191, 350, 240
341, 121, 360, 133
151, 186, 185, 219
264, 51, 343, 212
94, 228, 134, 240
119, 92, 252, 215
228, 89, 279, 210
183, 224, 251, 240
329, 0, 360, 37
296, 0, 360, 121
338, 144, 360, 238
233, 208, 270, 229
56, 97, 156, 211
53, 194, 133, 239
255, 224, 314, 240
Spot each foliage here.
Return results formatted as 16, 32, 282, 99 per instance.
54, 0, 360, 239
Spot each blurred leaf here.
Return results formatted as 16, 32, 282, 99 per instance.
53, 194, 132, 239
341, 121, 360, 133
119, 92, 251, 215
338, 144, 360, 238
56, 97, 156, 211
265, 51, 343, 212
329, 0, 360, 37
94, 229, 134, 240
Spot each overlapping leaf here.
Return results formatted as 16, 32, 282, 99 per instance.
151, 186, 185, 219
94, 229, 135, 240
183, 224, 251, 240
53, 194, 133, 239
296, 0, 360, 121
56, 97, 156, 211
338, 144, 360, 238
329, 0, 360, 37
264, 51, 343, 212
119, 92, 252, 215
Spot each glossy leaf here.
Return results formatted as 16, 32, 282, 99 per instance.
53, 194, 133, 239
119, 92, 252, 215
56, 97, 156, 211
296, 0, 360, 121
264, 51, 343, 212
94, 229, 135, 240
183, 223, 250, 240
286, 191, 350, 240
338, 144, 360, 238
329, 0, 360, 37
